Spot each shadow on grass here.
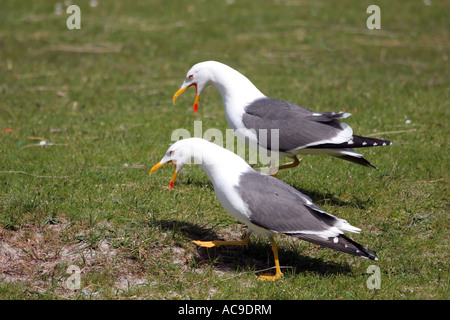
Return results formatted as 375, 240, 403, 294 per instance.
195, 241, 352, 278
152, 218, 351, 277
152, 218, 220, 240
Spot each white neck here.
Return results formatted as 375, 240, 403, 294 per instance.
189, 138, 251, 187
207, 62, 266, 129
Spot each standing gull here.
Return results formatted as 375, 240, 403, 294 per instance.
150, 138, 377, 281
173, 61, 392, 172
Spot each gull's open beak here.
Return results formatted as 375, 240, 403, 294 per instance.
173, 84, 199, 114
150, 160, 178, 190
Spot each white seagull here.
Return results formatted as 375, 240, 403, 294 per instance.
150, 138, 377, 281
173, 61, 392, 173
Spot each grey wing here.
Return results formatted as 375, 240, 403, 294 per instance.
236, 171, 378, 260
242, 98, 352, 152
236, 171, 341, 235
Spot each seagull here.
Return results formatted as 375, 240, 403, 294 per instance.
173, 61, 392, 173
150, 138, 377, 281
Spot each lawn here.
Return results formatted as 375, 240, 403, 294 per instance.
0, 0, 448, 300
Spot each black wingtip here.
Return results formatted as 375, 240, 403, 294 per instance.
338, 234, 378, 261
308, 135, 392, 150
294, 234, 378, 261
333, 154, 378, 170
348, 135, 392, 149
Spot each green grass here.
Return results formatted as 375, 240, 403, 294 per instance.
0, 0, 448, 300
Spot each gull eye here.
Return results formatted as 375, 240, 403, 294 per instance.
169, 150, 175, 156
188, 74, 194, 80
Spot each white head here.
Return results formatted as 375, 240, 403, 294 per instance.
172, 61, 220, 114
150, 138, 223, 189
150, 138, 251, 190
150, 138, 199, 189
172, 61, 264, 115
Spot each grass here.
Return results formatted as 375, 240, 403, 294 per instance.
0, 0, 448, 300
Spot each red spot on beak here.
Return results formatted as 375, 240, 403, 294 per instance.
172, 83, 199, 114
193, 90, 200, 114
169, 181, 174, 189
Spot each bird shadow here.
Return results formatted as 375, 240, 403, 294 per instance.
152, 218, 220, 241
194, 239, 352, 278
152, 218, 352, 278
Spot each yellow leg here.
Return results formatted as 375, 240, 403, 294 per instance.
257, 237, 283, 281
266, 156, 301, 177
277, 156, 301, 172
192, 233, 250, 248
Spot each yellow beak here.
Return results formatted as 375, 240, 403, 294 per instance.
150, 161, 178, 190
173, 84, 200, 114
173, 86, 188, 104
